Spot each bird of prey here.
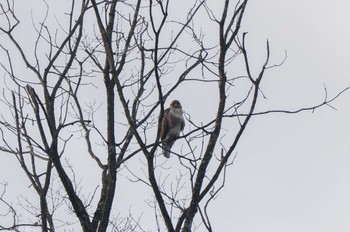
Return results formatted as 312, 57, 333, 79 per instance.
160, 100, 185, 158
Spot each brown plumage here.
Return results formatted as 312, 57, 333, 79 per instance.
160, 100, 185, 158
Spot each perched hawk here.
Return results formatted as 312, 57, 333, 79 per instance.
160, 100, 185, 158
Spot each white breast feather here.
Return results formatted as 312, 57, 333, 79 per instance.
167, 109, 184, 138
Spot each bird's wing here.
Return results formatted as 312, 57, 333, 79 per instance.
180, 117, 185, 131
160, 108, 170, 140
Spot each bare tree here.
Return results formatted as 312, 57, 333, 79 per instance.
0, 0, 347, 231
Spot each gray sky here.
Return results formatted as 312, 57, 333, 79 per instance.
1, 0, 350, 231
211, 0, 350, 231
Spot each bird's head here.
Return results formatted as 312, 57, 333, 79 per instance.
170, 100, 182, 109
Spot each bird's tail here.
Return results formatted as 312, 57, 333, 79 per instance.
162, 141, 172, 158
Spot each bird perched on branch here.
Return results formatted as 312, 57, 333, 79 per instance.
160, 100, 185, 158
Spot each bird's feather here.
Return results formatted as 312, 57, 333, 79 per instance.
160, 101, 185, 158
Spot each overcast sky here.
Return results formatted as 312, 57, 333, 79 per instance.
213, 0, 350, 231
1, 0, 350, 231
